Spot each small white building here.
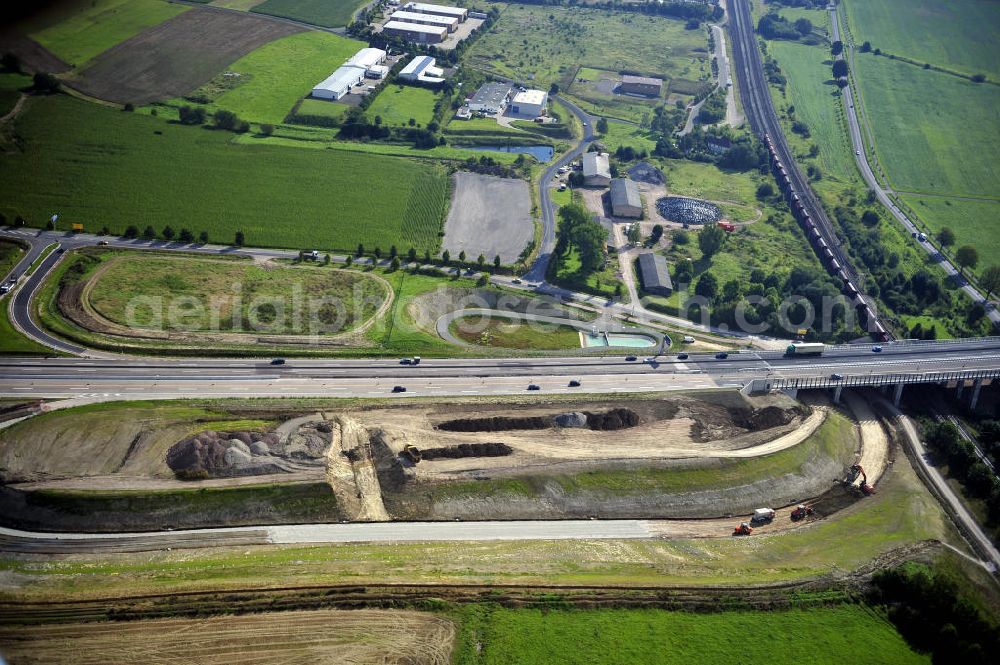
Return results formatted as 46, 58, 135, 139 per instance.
582, 152, 611, 187
509, 89, 547, 118
347, 47, 387, 69
366, 64, 390, 79
312, 65, 366, 100
391, 9, 459, 33
398, 55, 446, 84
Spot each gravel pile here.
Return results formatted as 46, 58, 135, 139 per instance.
628, 161, 665, 185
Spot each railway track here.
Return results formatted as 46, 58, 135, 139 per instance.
728, 0, 891, 341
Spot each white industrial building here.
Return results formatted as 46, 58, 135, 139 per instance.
311, 65, 366, 100
582, 152, 611, 187
390, 9, 459, 32
366, 64, 390, 79
509, 89, 547, 118
403, 2, 468, 22
399, 55, 446, 84
347, 47, 387, 69
382, 20, 448, 43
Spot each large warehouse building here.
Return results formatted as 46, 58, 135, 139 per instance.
468, 82, 512, 114
637, 252, 673, 296
382, 20, 448, 43
619, 74, 663, 97
399, 55, 446, 84
312, 65, 365, 100
390, 9, 459, 32
582, 152, 611, 187
609, 178, 642, 218
403, 2, 468, 22
347, 47, 387, 69
509, 89, 547, 118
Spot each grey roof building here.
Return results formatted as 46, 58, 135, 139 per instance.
582, 152, 611, 187
636, 252, 672, 296
609, 178, 642, 218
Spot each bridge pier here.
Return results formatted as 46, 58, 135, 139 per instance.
970, 379, 983, 411
956, 379, 966, 399
832, 385, 842, 403
893, 382, 905, 407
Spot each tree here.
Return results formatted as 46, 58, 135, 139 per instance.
937, 227, 956, 248
596, 117, 609, 134
477, 254, 486, 268
442, 249, 450, 265
626, 223, 641, 244
979, 265, 1000, 299
178, 106, 206, 125
374, 247, 382, 259
458, 250, 466, 263
389, 245, 398, 259
756, 183, 774, 199
390, 256, 401, 271
234, 230, 245, 246
494, 254, 502, 268
695, 272, 718, 301
357, 243, 365, 257
260, 123, 274, 136
345, 255, 353, 267
861, 210, 879, 227
142, 225, 156, 240
860, 41, 872, 53
161, 225, 175, 240
178, 228, 193, 242
199, 231, 209, 243
213, 109, 238, 131
649, 224, 663, 244
99, 225, 109, 235
794, 18, 813, 36
123, 103, 134, 112
46, 219, 55, 231
831, 40, 843, 56
955, 245, 979, 274
124, 225, 139, 239
556, 203, 606, 273
407, 247, 417, 262
722, 279, 742, 302
32, 72, 60, 93
424, 249, 432, 263
549, 82, 560, 95
698, 224, 726, 258
832, 60, 849, 78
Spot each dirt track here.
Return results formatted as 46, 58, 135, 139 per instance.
844, 391, 889, 485
0, 609, 455, 665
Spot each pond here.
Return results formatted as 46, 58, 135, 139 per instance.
466, 144, 555, 162
656, 196, 722, 225
580, 332, 657, 348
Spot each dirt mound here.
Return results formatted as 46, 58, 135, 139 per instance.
437, 416, 551, 432
731, 406, 800, 431
420, 443, 513, 460
628, 161, 665, 185
166, 430, 286, 479
585, 408, 640, 430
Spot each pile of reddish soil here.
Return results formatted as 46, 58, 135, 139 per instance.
420, 443, 513, 460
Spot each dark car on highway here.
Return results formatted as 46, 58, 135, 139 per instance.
528, 384, 540, 390
568, 380, 581, 387
392, 385, 407, 393
625, 355, 637, 362
677, 353, 689, 360
715, 352, 729, 359
270, 358, 286, 365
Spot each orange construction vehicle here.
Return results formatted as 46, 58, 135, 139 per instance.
848, 464, 876, 495
732, 522, 753, 536
790, 504, 814, 521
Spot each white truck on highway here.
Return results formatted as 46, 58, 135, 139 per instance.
785, 342, 825, 356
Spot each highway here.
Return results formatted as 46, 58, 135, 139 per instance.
728, 0, 887, 332
829, 8, 1000, 325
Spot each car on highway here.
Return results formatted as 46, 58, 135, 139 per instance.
512, 279, 522, 284
270, 358, 286, 365
872, 345, 883, 353
682, 336, 695, 343
527, 384, 540, 390
625, 355, 637, 362
0, 282, 13, 294
568, 379, 581, 387
855, 150, 860, 156
97, 240, 110, 246
392, 385, 407, 393
715, 352, 729, 359
677, 353, 689, 360
399, 358, 411, 365
831, 373, 844, 381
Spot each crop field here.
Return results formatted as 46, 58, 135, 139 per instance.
87, 254, 389, 335
366, 84, 440, 127
768, 39, 857, 181
251, 0, 368, 28
69, 7, 302, 105
465, 5, 709, 90
853, 54, 1000, 199
843, 0, 1000, 80
0, 609, 455, 665
30, 0, 188, 69
450, 316, 582, 350
0, 96, 449, 252
900, 195, 1000, 272
191, 30, 364, 124
453, 606, 926, 665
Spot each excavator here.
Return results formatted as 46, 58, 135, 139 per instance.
847, 464, 876, 495
790, 504, 814, 521
732, 522, 753, 536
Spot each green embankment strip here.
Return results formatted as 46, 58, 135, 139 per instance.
31, 0, 189, 68
24, 244, 57, 276
0, 296, 52, 355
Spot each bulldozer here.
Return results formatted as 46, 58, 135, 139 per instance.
790, 504, 814, 521
732, 522, 753, 536
847, 464, 876, 495
402, 444, 422, 464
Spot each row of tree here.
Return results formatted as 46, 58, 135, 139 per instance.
922, 419, 1000, 530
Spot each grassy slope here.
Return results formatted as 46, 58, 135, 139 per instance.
366, 85, 440, 127
449, 316, 583, 350
31, 0, 188, 68
853, 55, 1000, 199
205, 31, 365, 124
251, 0, 366, 28
0, 95, 448, 252
900, 195, 1000, 274
454, 606, 926, 665
843, 0, 1000, 80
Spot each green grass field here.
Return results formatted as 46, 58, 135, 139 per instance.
453, 606, 926, 665
200, 31, 365, 124
295, 97, 350, 121
366, 85, 439, 127
854, 53, 1000, 199
843, 0, 1000, 80
0, 95, 448, 252
87, 254, 388, 335
466, 5, 709, 90
450, 316, 583, 350
597, 121, 657, 154
31, 0, 188, 68
900, 195, 1000, 273
251, 0, 366, 28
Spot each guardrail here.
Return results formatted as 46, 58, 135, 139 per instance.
746, 368, 1000, 393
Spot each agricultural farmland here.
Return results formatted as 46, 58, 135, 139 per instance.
0, 95, 449, 252
465, 5, 710, 91
184, 30, 364, 124
251, 0, 369, 28
30, 0, 188, 69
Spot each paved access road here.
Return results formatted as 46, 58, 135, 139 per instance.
829, 8, 999, 325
